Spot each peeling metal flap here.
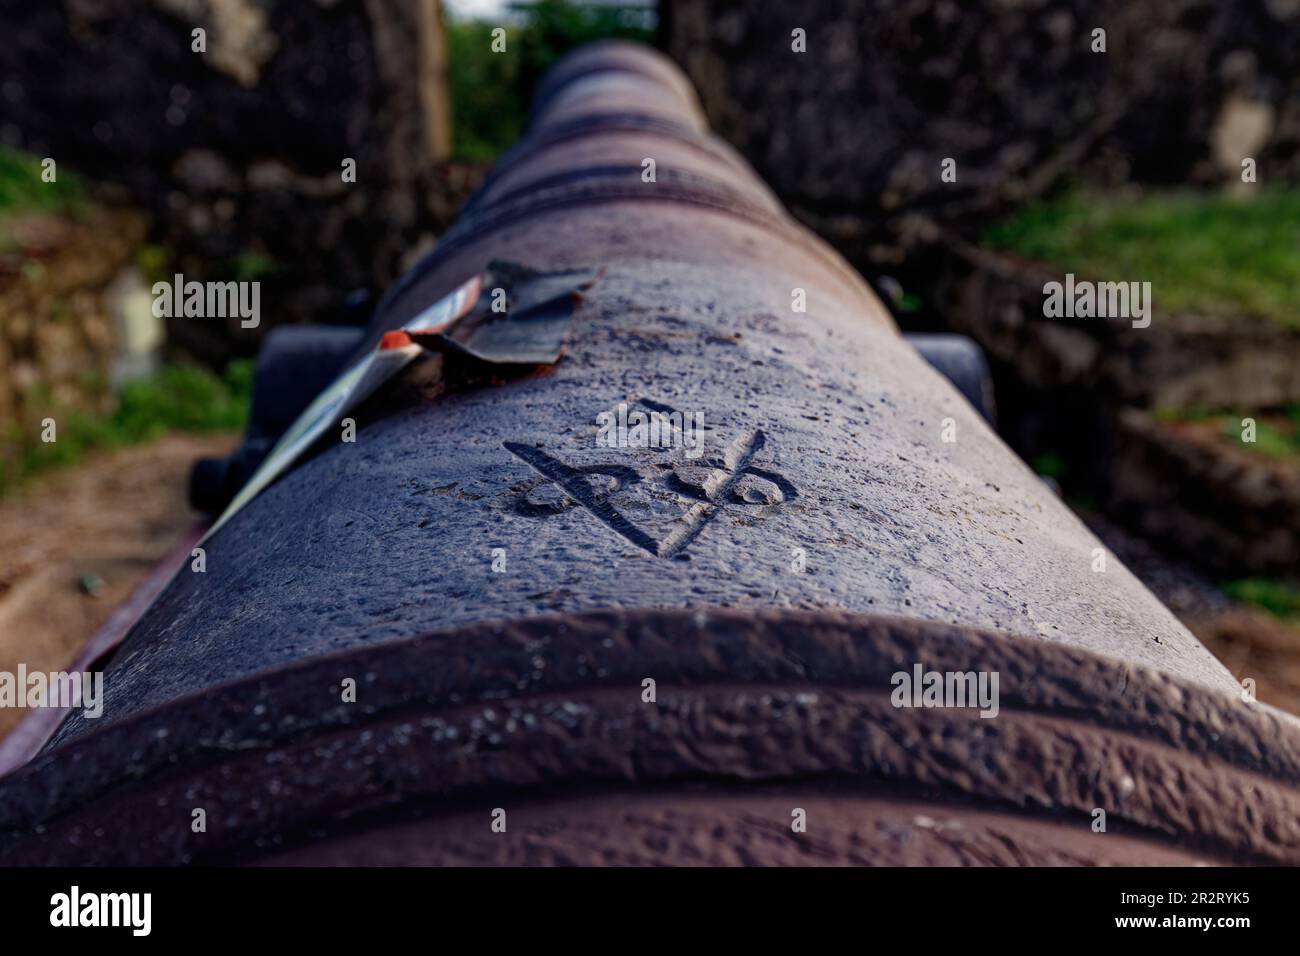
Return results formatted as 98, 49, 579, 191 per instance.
410, 260, 600, 365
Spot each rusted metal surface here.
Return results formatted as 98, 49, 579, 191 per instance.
3, 610, 1299, 865
1, 41, 1295, 865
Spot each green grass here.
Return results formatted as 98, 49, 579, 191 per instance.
448, 20, 527, 163
1222, 578, 1300, 621
1030, 452, 1067, 479
1229, 410, 1300, 459
0, 147, 86, 221
448, 1, 655, 162
1153, 405, 1300, 460
0, 361, 252, 496
229, 251, 277, 283
0, 147, 90, 253
982, 189, 1300, 329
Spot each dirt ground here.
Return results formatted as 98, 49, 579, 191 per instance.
1187, 610, 1300, 715
0, 433, 235, 742
1086, 512, 1300, 717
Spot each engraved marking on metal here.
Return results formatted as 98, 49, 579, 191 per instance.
504, 403, 795, 558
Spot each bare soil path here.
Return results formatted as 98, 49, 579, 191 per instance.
0, 433, 235, 741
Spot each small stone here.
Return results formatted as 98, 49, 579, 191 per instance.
731, 473, 784, 505
523, 483, 573, 513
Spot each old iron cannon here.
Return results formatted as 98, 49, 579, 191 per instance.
2, 42, 1297, 866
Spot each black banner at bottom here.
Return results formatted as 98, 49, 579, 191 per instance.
0, 865, 1281, 941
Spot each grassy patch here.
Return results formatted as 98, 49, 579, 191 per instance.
448, 1, 655, 162
0, 147, 89, 249
1030, 452, 1067, 479
982, 189, 1300, 329
0, 147, 85, 215
0, 361, 252, 496
229, 251, 277, 283
447, 20, 526, 163
0, 147, 91, 255
1154, 406, 1300, 460
1222, 578, 1300, 621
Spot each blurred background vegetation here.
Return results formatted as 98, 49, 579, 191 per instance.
984, 189, 1300, 330
448, 1, 654, 161
0, 148, 86, 224
0, 361, 251, 495
0, 0, 651, 497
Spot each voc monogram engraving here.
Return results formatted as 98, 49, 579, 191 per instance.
504, 416, 796, 558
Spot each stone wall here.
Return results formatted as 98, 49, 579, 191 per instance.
0, 0, 454, 360
661, 0, 1300, 273
0, 210, 147, 477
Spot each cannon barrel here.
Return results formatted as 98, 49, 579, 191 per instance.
3, 42, 1299, 866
